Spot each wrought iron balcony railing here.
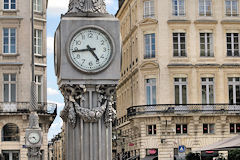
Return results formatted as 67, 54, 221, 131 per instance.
0, 102, 57, 115
127, 104, 240, 117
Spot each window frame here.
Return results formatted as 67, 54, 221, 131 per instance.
201, 78, 215, 104
174, 78, 187, 104
172, 0, 185, 16
144, 33, 156, 59
230, 123, 240, 133
145, 78, 156, 105
143, 0, 155, 18
34, 29, 43, 55
2, 150, 20, 160
173, 32, 187, 57
176, 124, 188, 134
35, 75, 43, 103
225, 0, 239, 16
2, 28, 17, 54
199, 0, 212, 16
228, 77, 240, 104
147, 124, 157, 135
203, 123, 215, 134
226, 33, 240, 57
3, 0, 16, 10
3, 74, 16, 102
2, 123, 20, 141
200, 33, 214, 57
33, 0, 43, 12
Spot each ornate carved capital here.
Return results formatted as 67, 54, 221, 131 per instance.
60, 84, 116, 128
27, 147, 41, 158
68, 0, 107, 14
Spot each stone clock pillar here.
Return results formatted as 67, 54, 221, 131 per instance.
54, 0, 121, 160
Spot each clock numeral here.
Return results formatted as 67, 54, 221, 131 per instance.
100, 55, 104, 59
103, 47, 106, 52
96, 36, 98, 40
81, 34, 85, 40
81, 59, 86, 65
101, 40, 104, 45
88, 33, 93, 38
76, 40, 81, 45
89, 61, 93, 66
96, 60, 100, 64
76, 54, 80, 59
74, 47, 78, 51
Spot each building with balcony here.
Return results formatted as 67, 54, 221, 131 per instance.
0, 0, 57, 159
115, 0, 240, 159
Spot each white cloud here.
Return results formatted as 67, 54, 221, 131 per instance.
48, 100, 64, 109
47, 0, 69, 16
47, 88, 60, 96
47, 37, 54, 54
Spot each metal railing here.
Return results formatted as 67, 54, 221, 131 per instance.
0, 102, 57, 115
113, 115, 129, 127
127, 104, 240, 117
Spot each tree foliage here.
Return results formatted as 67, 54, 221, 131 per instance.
228, 149, 240, 160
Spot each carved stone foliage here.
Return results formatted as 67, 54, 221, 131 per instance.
68, 0, 107, 14
60, 84, 116, 128
27, 147, 41, 159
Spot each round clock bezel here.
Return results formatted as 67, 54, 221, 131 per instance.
66, 25, 115, 73
27, 131, 41, 144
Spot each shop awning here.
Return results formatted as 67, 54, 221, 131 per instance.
200, 135, 240, 151
141, 155, 158, 160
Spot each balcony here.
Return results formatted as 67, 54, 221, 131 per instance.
127, 104, 240, 117
0, 102, 57, 115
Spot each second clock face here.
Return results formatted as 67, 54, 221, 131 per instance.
69, 28, 113, 72
28, 132, 40, 144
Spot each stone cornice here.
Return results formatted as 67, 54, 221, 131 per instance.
167, 19, 191, 24
221, 20, 240, 24
0, 62, 23, 66
194, 19, 218, 24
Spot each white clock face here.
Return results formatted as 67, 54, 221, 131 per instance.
69, 28, 113, 72
28, 132, 40, 144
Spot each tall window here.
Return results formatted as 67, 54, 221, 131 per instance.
226, 33, 239, 56
3, 0, 16, 10
145, 78, 156, 105
203, 123, 215, 134
225, 0, 238, 16
199, 0, 212, 16
35, 75, 42, 103
173, 33, 186, 57
200, 33, 214, 57
228, 77, 240, 104
2, 123, 19, 141
201, 78, 214, 104
34, 29, 42, 55
144, 0, 154, 18
172, 0, 185, 16
2, 151, 19, 160
3, 28, 16, 54
33, 0, 42, 12
230, 123, 240, 133
176, 124, 187, 134
144, 34, 155, 59
147, 125, 156, 135
174, 78, 187, 104
3, 74, 16, 102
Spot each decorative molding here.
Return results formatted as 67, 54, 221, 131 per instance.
60, 84, 116, 128
67, 0, 107, 14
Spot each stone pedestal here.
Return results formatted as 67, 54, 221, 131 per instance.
60, 84, 116, 160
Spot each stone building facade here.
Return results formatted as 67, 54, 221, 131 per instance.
115, 0, 240, 159
0, 0, 56, 159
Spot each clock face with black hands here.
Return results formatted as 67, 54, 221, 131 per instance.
28, 132, 40, 144
69, 28, 113, 73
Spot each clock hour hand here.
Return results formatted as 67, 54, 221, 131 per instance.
87, 45, 99, 61
73, 48, 96, 52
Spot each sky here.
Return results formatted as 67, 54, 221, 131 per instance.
47, 0, 119, 140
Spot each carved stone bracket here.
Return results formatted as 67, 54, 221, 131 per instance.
67, 0, 107, 14
60, 84, 116, 128
27, 147, 41, 159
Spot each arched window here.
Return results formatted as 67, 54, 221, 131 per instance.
2, 123, 20, 141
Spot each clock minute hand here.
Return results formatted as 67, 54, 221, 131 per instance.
87, 45, 99, 61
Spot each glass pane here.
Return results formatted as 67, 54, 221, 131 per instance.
11, 84, 16, 102
11, 74, 16, 81
12, 152, 19, 160
236, 85, 240, 104
202, 85, 207, 104
183, 124, 187, 133
3, 153, 9, 160
4, 74, 9, 81
38, 85, 42, 102
236, 124, 240, 132
146, 86, 151, 105
203, 124, 208, 133
4, 84, 9, 102
175, 85, 179, 104
182, 85, 187, 104
148, 125, 152, 134
230, 123, 235, 133
152, 86, 156, 104
176, 124, 181, 134
210, 124, 215, 133
229, 85, 233, 104
209, 85, 214, 104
